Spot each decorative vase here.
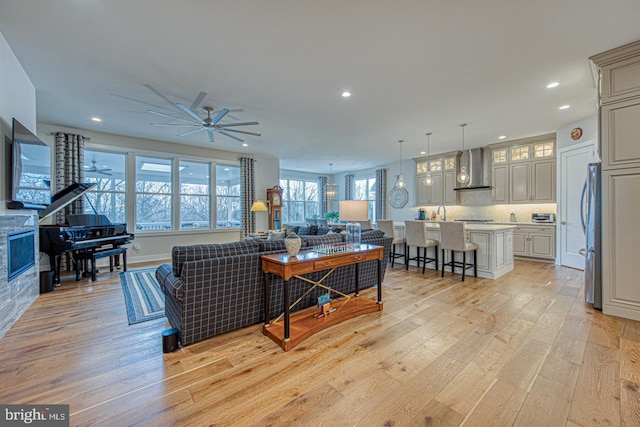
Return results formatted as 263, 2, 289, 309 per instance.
284, 232, 302, 257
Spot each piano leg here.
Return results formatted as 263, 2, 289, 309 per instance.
75, 257, 83, 281
52, 255, 62, 286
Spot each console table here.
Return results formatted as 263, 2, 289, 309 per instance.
261, 244, 384, 351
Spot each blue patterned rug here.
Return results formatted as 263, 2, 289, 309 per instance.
120, 268, 165, 324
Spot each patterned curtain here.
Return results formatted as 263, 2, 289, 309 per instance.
345, 174, 355, 200
54, 132, 85, 224
376, 168, 387, 220
239, 155, 256, 238
318, 175, 328, 216
54, 132, 85, 271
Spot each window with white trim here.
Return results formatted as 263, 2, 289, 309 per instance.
135, 156, 172, 231
83, 150, 126, 223
355, 177, 376, 222
279, 178, 318, 223
216, 165, 241, 227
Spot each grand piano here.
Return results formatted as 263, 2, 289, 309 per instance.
39, 183, 134, 284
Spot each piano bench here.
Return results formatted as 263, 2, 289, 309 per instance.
75, 247, 127, 281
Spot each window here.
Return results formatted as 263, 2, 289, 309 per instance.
83, 151, 126, 223
355, 177, 376, 221
180, 160, 211, 229
216, 165, 241, 227
279, 178, 318, 222
135, 156, 172, 231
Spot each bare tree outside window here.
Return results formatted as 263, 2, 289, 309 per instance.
280, 178, 318, 223
216, 165, 241, 228
83, 151, 126, 223
136, 156, 172, 230
355, 177, 376, 221
180, 160, 210, 228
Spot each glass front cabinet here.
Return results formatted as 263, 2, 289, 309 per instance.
414, 152, 460, 206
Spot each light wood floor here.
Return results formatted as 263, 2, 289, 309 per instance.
1, 260, 639, 426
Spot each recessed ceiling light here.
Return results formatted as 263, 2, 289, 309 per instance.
91, 117, 102, 122
559, 105, 571, 110
498, 135, 506, 139
242, 143, 248, 147
341, 91, 351, 98
546, 82, 560, 89
420, 151, 426, 155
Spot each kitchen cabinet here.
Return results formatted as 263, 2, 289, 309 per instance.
414, 153, 459, 206
591, 40, 640, 321
513, 225, 555, 260
489, 135, 556, 204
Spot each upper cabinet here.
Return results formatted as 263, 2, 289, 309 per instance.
489, 134, 556, 204
414, 152, 460, 206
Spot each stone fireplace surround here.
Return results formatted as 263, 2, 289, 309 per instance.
0, 213, 39, 340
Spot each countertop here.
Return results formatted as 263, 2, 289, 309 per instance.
398, 221, 517, 231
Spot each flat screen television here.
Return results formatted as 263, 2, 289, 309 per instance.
8, 118, 51, 209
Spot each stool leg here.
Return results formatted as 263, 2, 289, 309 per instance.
451, 250, 455, 274
462, 251, 466, 281
435, 245, 438, 271
421, 247, 425, 274
441, 249, 445, 277
122, 251, 127, 272
405, 243, 409, 271
474, 249, 477, 277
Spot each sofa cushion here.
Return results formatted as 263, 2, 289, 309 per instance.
297, 226, 311, 236
301, 233, 345, 247
172, 239, 260, 277
361, 229, 385, 241
257, 239, 287, 252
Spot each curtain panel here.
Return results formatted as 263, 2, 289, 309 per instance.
344, 174, 355, 200
318, 175, 328, 216
375, 168, 387, 220
239, 155, 256, 238
54, 132, 85, 224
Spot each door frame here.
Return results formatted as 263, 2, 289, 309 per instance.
556, 140, 597, 268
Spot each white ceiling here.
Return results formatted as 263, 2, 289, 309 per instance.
1, 1, 640, 174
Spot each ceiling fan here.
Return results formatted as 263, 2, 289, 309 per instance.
85, 160, 112, 176
148, 104, 261, 143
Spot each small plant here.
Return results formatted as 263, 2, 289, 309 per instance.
324, 211, 339, 223
312, 214, 319, 219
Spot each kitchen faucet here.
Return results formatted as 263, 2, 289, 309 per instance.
437, 205, 447, 221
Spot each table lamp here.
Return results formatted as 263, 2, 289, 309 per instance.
339, 200, 369, 247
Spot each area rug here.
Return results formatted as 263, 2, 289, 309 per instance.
120, 268, 165, 324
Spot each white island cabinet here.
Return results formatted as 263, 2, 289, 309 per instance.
422, 222, 516, 279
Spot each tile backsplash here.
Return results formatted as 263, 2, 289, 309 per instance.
414, 203, 557, 223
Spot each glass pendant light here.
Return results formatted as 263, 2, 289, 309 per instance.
324, 163, 337, 200
394, 140, 405, 188
423, 132, 433, 186
457, 123, 470, 184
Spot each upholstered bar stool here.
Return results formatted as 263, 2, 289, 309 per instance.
404, 220, 439, 273
439, 221, 478, 281
376, 219, 406, 267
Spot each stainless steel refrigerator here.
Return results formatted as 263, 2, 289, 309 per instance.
580, 163, 602, 310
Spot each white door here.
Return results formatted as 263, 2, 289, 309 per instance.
558, 142, 595, 270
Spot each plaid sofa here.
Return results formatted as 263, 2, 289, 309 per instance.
155, 230, 392, 346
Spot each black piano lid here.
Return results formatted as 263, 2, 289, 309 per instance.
38, 183, 97, 223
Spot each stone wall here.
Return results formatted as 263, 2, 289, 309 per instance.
0, 213, 39, 340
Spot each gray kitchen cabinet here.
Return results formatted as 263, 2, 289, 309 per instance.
513, 225, 555, 260
414, 153, 459, 206
591, 40, 640, 321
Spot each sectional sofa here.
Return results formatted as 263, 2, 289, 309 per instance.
155, 230, 392, 346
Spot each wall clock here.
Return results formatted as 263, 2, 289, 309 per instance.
571, 127, 583, 141
389, 187, 409, 208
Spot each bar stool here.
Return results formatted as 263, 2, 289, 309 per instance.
439, 221, 478, 281
376, 219, 406, 267
404, 220, 439, 273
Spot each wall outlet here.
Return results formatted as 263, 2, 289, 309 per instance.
133, 243, 140, 250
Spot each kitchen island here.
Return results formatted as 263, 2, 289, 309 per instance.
415, 222, 516, 279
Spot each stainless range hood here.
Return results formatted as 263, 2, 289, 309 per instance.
454, 147, 491, 191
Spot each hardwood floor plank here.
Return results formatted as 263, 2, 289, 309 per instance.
1, 260, 639, 425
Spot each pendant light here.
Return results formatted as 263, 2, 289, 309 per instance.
423, 132, 433, 186
324, 163, 337, 200
457, 123, 470, 184
394, 140, 405, 188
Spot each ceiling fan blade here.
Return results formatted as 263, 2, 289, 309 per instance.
211, 108, 230, 125
178, 127, 206, 137
150, 122, 201, 127
222, 128, 262, 137
148, 110, 199, 124
177, 103, 204, 123
144, 84, 185, 113
207, 129, 215, 143
190, 92, 207, 111
216, 121, 259, 127
216, 129, 244, 142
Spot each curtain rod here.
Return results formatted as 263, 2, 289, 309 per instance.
48, 132, 91, 141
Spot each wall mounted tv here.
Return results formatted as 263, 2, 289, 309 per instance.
7, 118, 51, 210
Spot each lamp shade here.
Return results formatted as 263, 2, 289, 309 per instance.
250, 200, 268, 212
339, 200, 369, 221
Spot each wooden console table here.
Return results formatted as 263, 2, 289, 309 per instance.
261, 244, 384, 351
